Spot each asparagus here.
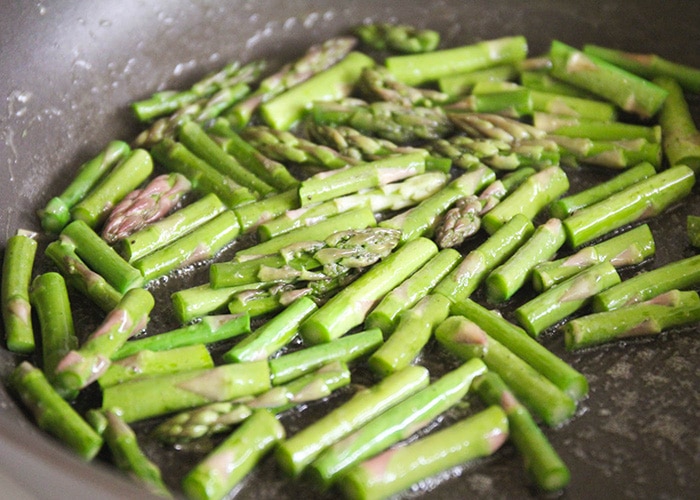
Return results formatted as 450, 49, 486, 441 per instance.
436, 316, 576, 426
53, 288, 154, 394
355, 23, 440, 54
227, 36, 358, 128
259, 51, 375, 130
449, 112, 547, 142
548, 40, 669, 118
29, 273, 78, 389
337, 406, 509, 500
310, 99, 454, 144
689, 215, 700, 248
356, 65, 450, 107
550, 135, 661, 169
171, 283, 265, 323
481, 165, 569, 235
549, 162, 657, 220
275, 365, 430, 477
300, 237, 438, 344
101, 360, 271, 423
133, 210, 240, 282
654, 76, 700, 172
385, 35, 528, 86
233, 189, 299, 233
532, 224, 655, 291
365, 248, 461, 335
439, 65, 519, 97
532, 113, 662, 142
100, 410, 171, 497
45, 236, 123, 312
154, 362, 350, 444
182, 409, 285, 500
565, 290, 700, 350
9, 361, 103, 460
450, 298, 589, 401
98, 345, 214, 389
562, 165, 695, 248
61, 219, 144, 293
222, 296, 317, 362
520, 70, 595, 98
583, 44, 700, 93
474, 372, 570, 492
529, 89, 617, 122
71, 148, 154, 229
2, 230, 38, 353
485, 218, 566, 303
592, 254, 700, 312
432, 214, 534, 303
38, 140, 131, 233
514, 261, 621, 337
448, 87, 534, 118
309, 358, 487, 487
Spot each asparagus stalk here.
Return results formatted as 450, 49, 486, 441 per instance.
566, 290, 700, 350
532, 112, 662, 142
222, 296, 317, 362
550, 135, 661, 169
309, 358, 487, 487
449, 112, 547, 142
514, 261, 621, 337
592, 254, 700, 312
259, 51, 375, 130
356, 65, 450, 107
170, 283, 265, 323
38, 141, 131, 233
337, 406, 509, 500
562, 165, 695, 248
233, 189, 299, 233
368, 293, 451, 376
275, 365, 430, 477
101, 360, 271, 423
53, 288, 155, 394
474, 372, 570, 492
448, 87, 534, 118
2, 230, 38, 353
182, 409, 285, 500
71, 148, 154, 229
439, 64, 519, 96
436, 316, 576, 426
385, 36, 527, 86
529, 89, 617, 122
450, 298, 589, 401
520, 70, 595, 98
355, 23, 440, 54
548, 40, 669, 118
654, 76, 700, 172
532, 224, 655, 291
300, 237, 438, 344
100, 410, 171, 497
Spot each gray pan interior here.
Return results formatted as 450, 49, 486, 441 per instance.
1, 1, 699, 499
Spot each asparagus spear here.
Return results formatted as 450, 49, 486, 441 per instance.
182, 409, 285, 500
474, 372, 570, 492
233, 188, 299, 233
337, 406, 509, 500
356, 65, 450, 107
566, 290, 700, 350
355, 23, 440, 53
654, 76, 700, 172
533, 112, 662, 142
2, 230, 38, 353
309, 358, 487, 487
562, 165, 695, 248
520, 70, 595, 98
592, 254, 700, 312
38, 140, 131, 233
449, 112, 547, 142
448, 87, 534, 118
9, 361, 103, 460
170, 282, 265, 323
53, 288, 155, 394
529, 89, 617, 122
436, 316, 576, 426
275, 365, 430, 477
550, 135, 661, 169
439, 64, 519, 96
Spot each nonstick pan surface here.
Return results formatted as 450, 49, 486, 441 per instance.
1, 1, 699, 499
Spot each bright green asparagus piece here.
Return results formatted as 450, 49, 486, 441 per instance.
562, 165, 695, 248
515, 262, 621, 337
39, 141, 131, 233
566, 290, 700, 350
355, 23, 440, 54
532, 113, 661, 142
233, 189, 299, 233
449, 112, 547, 142
532, 224, 655, 291
337, 406, 508, 500
550, 135, 661, 169
436, 316, 576, 426
300, 237, 438, 344
592, 253, 700, 312
448, 86, 534, 118
450, 298, 589, 401
275, 365, 430, 477
520, 70, 595, 98
170, 283, 265, 323
529, 89, 617, 122
9, 361, 103, 460
474, 372, 570, 492
53, 288, 154, 394
2, 230, 38, 353
439, 64, 519, 96
102, 360, 271, 423
310, 358, 487, 487
182, 410, 285, 500
356, 65, 450, 107
654, 76, 700, 172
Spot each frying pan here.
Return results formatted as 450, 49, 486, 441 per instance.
1, 1, 699, 498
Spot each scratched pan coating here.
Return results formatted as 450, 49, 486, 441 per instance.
1, 1, 699, 499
